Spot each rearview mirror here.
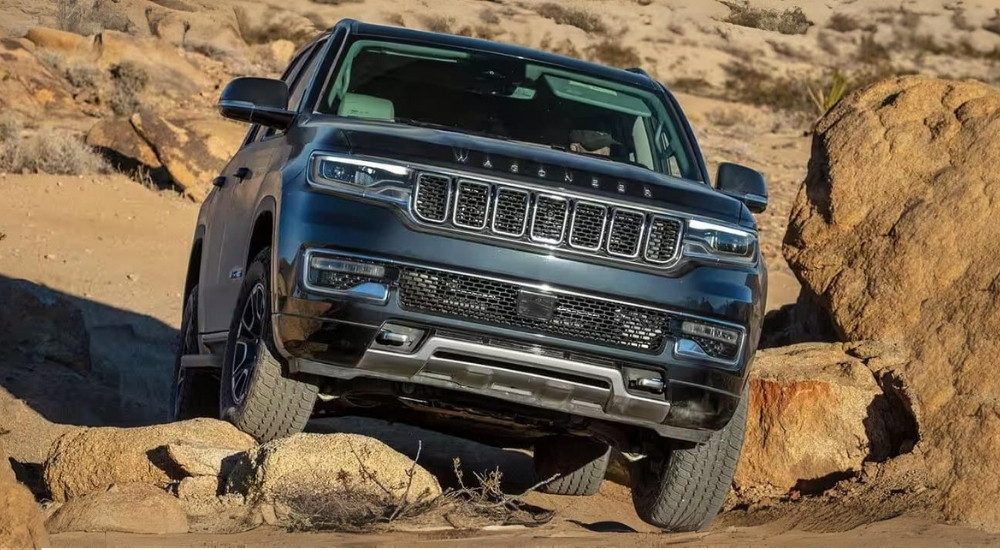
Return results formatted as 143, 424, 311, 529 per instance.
218, 77, 294, 130
716, 162, 768, 213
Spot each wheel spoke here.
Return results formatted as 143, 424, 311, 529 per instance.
229, 282, 267, 406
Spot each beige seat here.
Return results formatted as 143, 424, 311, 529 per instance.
337, 93, 395, 120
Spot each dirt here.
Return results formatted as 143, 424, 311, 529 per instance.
0, 173, 996, 546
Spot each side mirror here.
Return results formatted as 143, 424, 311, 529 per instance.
716, 162, 768, 213
218, 77, 294, 130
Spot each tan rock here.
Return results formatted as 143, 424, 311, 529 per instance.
736, 342, 916, 495
784, 75, 1000, 530
0, 388, 71, 466
44, 418, 256, 501
0, 442, 48, 549
24, 27, 90, 53
45, 483, 189, 535
267, 39, 296, 67
228, 433, 442, 507
166, 442, 243, 478
87, 117, 162, 169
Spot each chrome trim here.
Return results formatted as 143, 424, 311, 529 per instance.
529, 194, 569, 245
490, 187, 530, 237
411, 173, 452, 223
452, 180, 492, 230
302, 249, 391, 304
606, 208, 646, 259
568, 201, 608, 251
303, 248, 747, 367
643, 214, 685, 265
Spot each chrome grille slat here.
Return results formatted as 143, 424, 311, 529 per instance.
453, 181, 491, 229
409, 172, 686, 267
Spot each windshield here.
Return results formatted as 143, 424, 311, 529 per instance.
317, 39, 702, 182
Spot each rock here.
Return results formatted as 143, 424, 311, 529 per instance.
0, 442, 49, 549
228, 433, 442, 508
24, 27, 90, 52
44, 419, 256, 501
783, 76, 1000, 529
177, 475, 220, 500
129, 110, 244, 200
735, 342, 917, 495
267, 39, 296, 66
0, 387, 72, 466
0, 38, 82, 120
46, 483, 189, 535
0, 278, 91, 372
166, 442, 243, 478
87, 117, 162, 170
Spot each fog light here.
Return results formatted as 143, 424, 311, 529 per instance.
680, 320, 739, 346
309, 257, 386, 279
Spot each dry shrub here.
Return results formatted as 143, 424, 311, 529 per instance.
536, 3, 607, 35
586, 39, 640, 68
950, 10, 976, 31
668, 77, 710, 94
440, 459, 554, 527
57, 0, 133, 35
235, 7, 321, 46
827, 12, 861, 33
721, 1, 812, 35
419, 15, 454, 34
479, 8, 500, 25
310, 0, 365, 4
706, 108, 748, 128
108, 61, 148, 116
985, 10, 1000, 36
384, 13, 405, 27
0, 127, 106, 175
855, 34, 890, 65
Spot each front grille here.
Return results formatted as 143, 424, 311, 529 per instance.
398, 267, 673, 352
453, 181, 490, 229
531, 195, 569, 243
607, 209, 645, 257
645, 216, 683, 263
413, 174, 451, 222
410, 172, 686, 267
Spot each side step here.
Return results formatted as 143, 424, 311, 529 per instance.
180, 354, 223, 369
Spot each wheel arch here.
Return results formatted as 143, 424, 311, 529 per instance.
184, 226, 207, 301
246, 197, 278, 270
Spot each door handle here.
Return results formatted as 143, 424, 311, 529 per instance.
212, 176, 226, 187
234, 167, 252, 181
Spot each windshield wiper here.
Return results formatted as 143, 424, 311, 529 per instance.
392, 118, 511, 142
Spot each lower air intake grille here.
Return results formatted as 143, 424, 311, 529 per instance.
413, 174, 450, 222
397, 267, 673, 352
645, 216, 683, 263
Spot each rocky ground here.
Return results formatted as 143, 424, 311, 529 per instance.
2, 0, 1000, 547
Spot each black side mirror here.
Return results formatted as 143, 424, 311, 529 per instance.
218, 77, 294, 130
716, 162, 768, 213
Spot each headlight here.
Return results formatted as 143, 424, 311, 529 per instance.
308, 154, 412, 203
682, 219, 756, 264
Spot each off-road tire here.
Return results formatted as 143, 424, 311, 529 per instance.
170, 285, 219, 420
220, 248, 318, 442
534, 436, 611, 496
631, 390, 748, 531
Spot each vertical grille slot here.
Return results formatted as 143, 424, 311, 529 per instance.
492, 187, 530, 236
568, 202, 607, 251
413, 174, 451, 223
607, 209, 646, 257
453, 181, 491, 230
530, 195, 569, 244
644, 216, 683, 263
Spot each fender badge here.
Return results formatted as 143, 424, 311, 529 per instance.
229, 268, 243, 280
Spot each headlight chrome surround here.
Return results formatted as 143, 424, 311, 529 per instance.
307, 153, 413, 205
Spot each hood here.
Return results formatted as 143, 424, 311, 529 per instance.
305, 117, 746, 223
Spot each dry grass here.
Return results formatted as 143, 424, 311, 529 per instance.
57, 0, 133, 35
235, 7, 321, 46
419, 15, 455, 34
586, 39, 640, 68
984, 10, 1000, 36
826, 13, 862, 33
705, 108, 749, 128
108, 61, 148, 116
479, 8, 500, 25
855, 34, 891, 65
0, 123, 106, 176
536, 3, 607, 35
721, 1, 812, 35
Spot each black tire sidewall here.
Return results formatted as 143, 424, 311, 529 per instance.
170, 285, 199, 420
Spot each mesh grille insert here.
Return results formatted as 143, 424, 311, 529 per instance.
492, 188, 530, 236
569, 202, 607, 250
645, 216, 683, 263
607, 209, 645, 257
413, 174, 450, 222
453, 181, 490, 229
530, 195, 569, 243
397, 267, 673, 352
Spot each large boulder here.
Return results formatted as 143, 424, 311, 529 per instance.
784, 76, 1000, 529
44, 419, 256, 501
0, 387, 71, 467
0, 442, 48, 549
0, 278, 90, 372
736, 342, 917, 495
228, 433, 442, 511
46, 483, 189, 535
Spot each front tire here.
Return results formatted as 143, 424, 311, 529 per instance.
219, 247, 318, 442
534, 436, 610, 496
631, 390, 748, 531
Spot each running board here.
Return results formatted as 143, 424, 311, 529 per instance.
180, 354, 223, 369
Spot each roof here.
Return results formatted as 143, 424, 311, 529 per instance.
339, 19, 660, 92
